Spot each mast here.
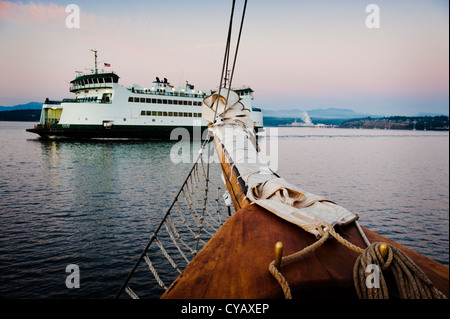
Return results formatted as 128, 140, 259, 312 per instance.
90, 49, 98, 74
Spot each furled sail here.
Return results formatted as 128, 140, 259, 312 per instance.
203, 89, 358, 238
246, 178, 358, 238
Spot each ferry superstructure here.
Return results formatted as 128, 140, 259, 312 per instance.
27, 51, 263, 139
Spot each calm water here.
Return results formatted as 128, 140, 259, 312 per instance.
0, 122, 448, 299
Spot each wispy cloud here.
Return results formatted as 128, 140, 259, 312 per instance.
0, 1, 65, 23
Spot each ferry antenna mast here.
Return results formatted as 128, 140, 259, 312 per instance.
223, 69, 230, 88
90, 49, 98, 74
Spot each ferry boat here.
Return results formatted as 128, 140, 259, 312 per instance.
26, 50, 263, 140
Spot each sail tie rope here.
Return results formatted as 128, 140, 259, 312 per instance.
269, 224, 447, 299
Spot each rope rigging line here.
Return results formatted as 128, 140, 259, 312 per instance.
224, 0, 248, 108
115, 136, 234, 299
213, 0, 236, 122
213, 0, 249, 122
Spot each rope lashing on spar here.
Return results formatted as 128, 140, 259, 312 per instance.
269, 224, 448, 299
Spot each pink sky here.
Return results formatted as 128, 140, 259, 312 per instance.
0, 0, 448, 115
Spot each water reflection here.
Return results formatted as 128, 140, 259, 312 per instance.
1, 123, 448, 298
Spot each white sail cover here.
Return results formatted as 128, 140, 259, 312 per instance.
246, 178, 358, 237
203, 89, 358, 238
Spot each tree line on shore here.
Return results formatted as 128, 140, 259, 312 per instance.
338, 116, 449, 130
1, 109, 448, 131
0, 109, 41, 122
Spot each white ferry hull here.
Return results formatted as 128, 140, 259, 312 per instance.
26, 65, 263, 140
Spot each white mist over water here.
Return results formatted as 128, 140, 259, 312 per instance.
300, 111, 313, 124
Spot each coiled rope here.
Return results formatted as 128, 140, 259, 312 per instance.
269, 224, 447, 299
353, 242, 447, 299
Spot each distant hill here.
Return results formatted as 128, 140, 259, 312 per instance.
263, 116, 349, 127
416, 112, 449, 117
0, 109, 41, 122
339, 116, 449, 131
308, 108, 373, 119
261, 107, 374, 119
0, 102, 42, 122
0, 102, 42, 111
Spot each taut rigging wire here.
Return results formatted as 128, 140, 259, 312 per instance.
213, 0, 248, 122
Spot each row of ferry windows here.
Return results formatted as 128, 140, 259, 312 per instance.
73, 77, 116, 86
129, 96, 202, 106
141, 111, 202, 118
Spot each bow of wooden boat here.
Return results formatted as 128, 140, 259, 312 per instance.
161, 125, 449, 299
161, 202, 449, 299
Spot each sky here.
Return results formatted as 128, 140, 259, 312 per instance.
0, 0, 448, 116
